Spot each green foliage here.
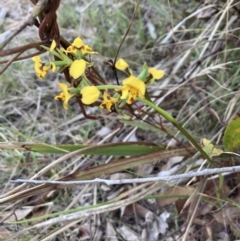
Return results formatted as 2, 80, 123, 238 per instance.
11, 142, 163, 156
223, 117, 240, 151
58, 3, 78, 29
147, 0, 169, 19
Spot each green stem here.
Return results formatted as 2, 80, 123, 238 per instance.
140, 97, 214, 166
69, 85, 122, 94
53, 60, 67, 66
97, 85, 122, 90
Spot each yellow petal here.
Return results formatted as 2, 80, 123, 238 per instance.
58, 82, 69, 92
122, 75, 146, 96
50, 62, 56, 73
120, 87, 129, 100
65, 45, 76, 54
55, 83, 75, 109
32, 56, 42, 66
100, 92, 118, 111
54, 92, 65, 100
115, 58, 129, 71
69, 59, 86, 79
50, 40, 56, 52
81, 86, 100, 105
102, 92, 108, 101
72, 37, 84, 48
81, 45, 98, 55
32, 56, 47, 78
34, 65, 46, 78
36, 71, 46, 79
42, 65, 51, 73
148, 68, 164, 79
120, 86, 138, 104
32, 56, 41, 62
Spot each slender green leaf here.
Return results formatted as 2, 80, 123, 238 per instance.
0, 142, 163, 156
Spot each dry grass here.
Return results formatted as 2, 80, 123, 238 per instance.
1, 0, 240, 240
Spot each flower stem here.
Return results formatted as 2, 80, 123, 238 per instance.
140, 97, 214, 166
96, 85, 122, 90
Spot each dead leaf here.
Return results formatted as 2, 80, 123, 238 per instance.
0, 226, 12, 239
106, 220, 118, 241
1, 206, 33, 222
117, 225, 139, 241
197, 8, 217, 19
200, 138, 223, 157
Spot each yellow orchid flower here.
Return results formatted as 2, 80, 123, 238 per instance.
121, 75, 146, 104
65, 37, 83, 54
50, 40, 56, 52
65, 37, 97, 55
100, 92, 118, 111
69, 59, 86, 79
81, 86, 100, 105
32, 56, 56, 79
115, 58, 129, 71
72, 37, 84, 48
55, 83, 75, 109
148, 68, 164, 80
